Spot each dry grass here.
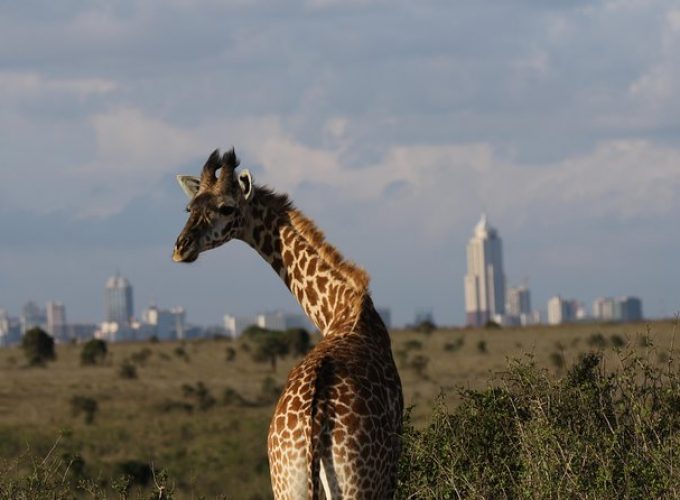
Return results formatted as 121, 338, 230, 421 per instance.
0, 320, 676, 498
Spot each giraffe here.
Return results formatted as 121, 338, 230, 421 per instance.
172, 148, 403, 499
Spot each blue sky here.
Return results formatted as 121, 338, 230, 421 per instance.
1, 0, 679, 327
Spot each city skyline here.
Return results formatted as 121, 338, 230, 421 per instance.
1, 1, 679, 326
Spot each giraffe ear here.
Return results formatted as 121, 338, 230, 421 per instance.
238, 169, 253, 201
177, 175, 200, 199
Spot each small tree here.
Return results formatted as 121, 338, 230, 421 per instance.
286, 328, 311, 356
252, 332, 290, 372
22, 327, 56, 366
80, 339, 108, 366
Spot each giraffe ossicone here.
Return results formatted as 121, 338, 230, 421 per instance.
173, 148, 403, 499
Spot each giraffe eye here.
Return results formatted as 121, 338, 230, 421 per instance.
217, 205, 236, 216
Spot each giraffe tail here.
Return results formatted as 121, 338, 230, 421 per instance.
307, 356, 332, 500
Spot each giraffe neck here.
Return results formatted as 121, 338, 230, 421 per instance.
240, 187, 370, 336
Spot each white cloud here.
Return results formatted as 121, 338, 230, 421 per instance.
0, 71, 118, 98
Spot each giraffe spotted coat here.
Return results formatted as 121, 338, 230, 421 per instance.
173, 149, 403, 499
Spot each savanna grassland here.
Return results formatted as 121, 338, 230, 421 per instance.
0, 320, 678, 499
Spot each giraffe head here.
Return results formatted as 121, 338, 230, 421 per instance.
172, 148, 254, 263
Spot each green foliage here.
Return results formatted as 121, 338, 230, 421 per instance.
251, 333, 290, 372
173, 345, 189, 361
549, 351, 565, 370
285, 328, 311, 357
22, 328, 55, 366
80, 339, 107, 366
587, 332, 608, 348
398, 351, 680, 499
181, 382, 216, 411
610, 334, 626, 348
118, 360, 138, 379
443, 337, 464, 352
404, 339, 423, 351
476, 340, 488, 353
115, 459, 153, 488
223, 387, 249, 406
258, 376, 282, 405
70, 396, 98, 424
409, 355, 429, 379
129, 347, 152, 366
484, 320, 501, 329
415, 320, 436, 335
225, 346, 237, 362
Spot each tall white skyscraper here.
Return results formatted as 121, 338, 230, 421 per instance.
105, 273, 134, 325
464, 214, 506, 327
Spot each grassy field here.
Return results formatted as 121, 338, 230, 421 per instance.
0, 320, 677, 498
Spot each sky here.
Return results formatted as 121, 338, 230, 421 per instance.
1, 0, 679, 327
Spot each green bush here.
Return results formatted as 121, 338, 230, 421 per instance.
80, 339, 107, 366
258, 376, 282, 405
181, 382, 215, 411
70, 396, 98, 424
285, 328, 311, 356
118, 360, 137, 380
129, 347, 152, 366
115, 459, 152, 487
587, 332, 608, 348
409, 355, 429, 379
22, 327, 55, 366
403, 340, 423, 351
443, 337, 464, 352
398, 351, 680, 499
251, 333, 289, 372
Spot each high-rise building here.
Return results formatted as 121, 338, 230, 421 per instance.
593, 296, 643, 323
507, 286, 531, 316
143, 305, 186, 340
547, 296, 579, 325
620, 296, 643, 322
21, 301, 46, 334
46, 301, 68, 341
104, 273, 134, 325
464, 214, 506, 327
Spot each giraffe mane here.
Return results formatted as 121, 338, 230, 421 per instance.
254, 185, 371, 294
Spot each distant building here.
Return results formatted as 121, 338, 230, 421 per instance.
464, 214, 506, 327
620, 296, 643, 322
593, 296, 642, 323
69, 323, 97, 342
507, 286, 531, 318
0, 309, 20, 346
21, 301, 46, 334
224, 314, 258, 338
143, 305, 186, 340
104, 273, 134, 326
547, 296, 580, 325
46, 301, 68, 341
96, 321, 136, 342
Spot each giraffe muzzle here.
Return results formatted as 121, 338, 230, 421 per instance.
173, 237, 199, 263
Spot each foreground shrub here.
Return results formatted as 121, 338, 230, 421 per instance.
398, 350, 680, 499
22, 328, 55, 366
80, 339, 107, 366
